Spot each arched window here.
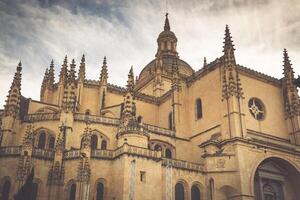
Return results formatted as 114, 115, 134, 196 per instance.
209, 178, 214, 200
32, 182, 38, 200
101, 140, 107, 150
154, 144, 162, 151
168, 112, 173, 130
165, 148, 172, 158
69, 183, 76, 200
175, 182, 185, 200
91, 135, 98, 150
1, 180, 11, 200
96, 182, 104, 200
196, 98, 202, 119
191, 185, 201, 200
37, 132, 46, 149
48, 136, 55, 149
80, 138, 84, 149
137, 116, 143, 124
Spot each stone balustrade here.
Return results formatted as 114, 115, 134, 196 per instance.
162, 158, 204, 172
63, 149, 81, 160
32, 148, 55, 160
23, 113, 60, 122
91, 149, 114, 159
143, 123, 176, 137
0, 146, 21, 157
73, 113, 119, 125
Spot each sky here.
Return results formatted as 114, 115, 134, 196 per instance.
0, 0, 299, 108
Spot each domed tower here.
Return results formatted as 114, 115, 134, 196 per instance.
155, 13, 178, 59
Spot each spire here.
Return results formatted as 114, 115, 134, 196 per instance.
78, 54, 86, 83
100, 56, 108, 85
126, 66, 134, 92
4, 62, 22, 117
223, 25, 235, 53
282, 48, 300, 117
41, 68, 49, 89
48, 60, 55, 88
59, 55, 68, 84
68, 59, 76, 83
164, 13, 170, 31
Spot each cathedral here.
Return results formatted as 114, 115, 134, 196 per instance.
0, 13, 300, 200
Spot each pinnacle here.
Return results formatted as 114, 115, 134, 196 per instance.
283, 48, 292, 68
103, 56, 107, 65
164, 13, 170, 31
64, 55, 68, 64
17, 61, 22, 71
81, 54, 85, 63
223, 24, 235, 52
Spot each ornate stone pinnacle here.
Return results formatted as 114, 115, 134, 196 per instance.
164, 13, 170, 31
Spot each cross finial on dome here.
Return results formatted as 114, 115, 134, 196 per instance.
164, 13, 170, 31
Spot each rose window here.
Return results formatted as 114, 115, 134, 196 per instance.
248, 98, 265, 120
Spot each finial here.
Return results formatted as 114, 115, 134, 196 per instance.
71, 58, 75, 65
103, 56, 107, 65
64, 55, 68, 64
17, 61, 22, 71
164, 13, 170, 31
81, 54, 85, 63
203, 57, 207, 67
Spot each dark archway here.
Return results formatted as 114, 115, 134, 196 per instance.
96, 182, 104, 200
101, 140, 107, 150
175, 182, 185, 200
195, 98, 202, 119
191, 185, 201, 200
48, 136, 55, 149
254, 157, 300, 200
69, 183, 76, 200
1, 180, 11, 200
37, 132, 46, 149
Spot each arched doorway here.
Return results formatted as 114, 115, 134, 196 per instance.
254, 157, 300, 200
96, 182, 104, 200
69, 183, 76, 200
175, 182, 185, 200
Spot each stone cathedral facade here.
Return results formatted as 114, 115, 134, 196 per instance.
0, 14, 300, 200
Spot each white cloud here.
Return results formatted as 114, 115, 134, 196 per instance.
0, 0, 299, 108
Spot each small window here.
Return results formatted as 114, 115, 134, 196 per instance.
101, 140, 107, 150
248, 98, 265, 120
48, 136, 55, 149
154, 144, 162, 151
37, 132, 46, 149
168, 112, 173, 130
91, 135, 98, 150
96, 182, 104, 200
165, 148, 172, 158
140, 171, 146, 182
137, 116, 143, 124
196, 98, 203, 119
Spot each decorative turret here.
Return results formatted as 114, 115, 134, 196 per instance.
117, 67, 149, 148
59, 55, 68, 84
282, 49, 300, 144
220, 25, 246, 139
62, 58, 77, 112
68, 59, 77, 83
100, 56, 108, 85
4, 62, 22, 118
48, 60, 55, 88
21, 124, 34, 156
78, 54, 86, 83
155, 13, 178, 58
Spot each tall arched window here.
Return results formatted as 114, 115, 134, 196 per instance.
91, 135, 98, 150
175, 182, 185, 200
37, 132, 46, 149
96, 182, 104, 200
48, 136, 55, 149
168, 112, 173, 130
165, 148, 172, 158
101, 140, 107, 150
191, 185, 201, 200
137, 116, 143, 124
209, 178, 214, 200
69, 183, 76, 200
32, 182, 38, 200
196, 98, 202, 119
1, 180, 11, 200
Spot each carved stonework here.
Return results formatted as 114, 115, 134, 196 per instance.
216, 158, 226, 168
22, 124, 34, 150
48, 161, 65, 185
77, 158, 91, 183
16, 156, 33, 181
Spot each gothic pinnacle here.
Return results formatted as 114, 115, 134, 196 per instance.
223, 25, 235, 52
164, 13, 170, 31
100, 56, 108, 84
48, 60, 55, 87
103, 56, 107, 65
59, 55, 68, 84
69, 59, 76, 82
203, 57, 207, 68
127, 66, 134, 92
79, 54, 86, 82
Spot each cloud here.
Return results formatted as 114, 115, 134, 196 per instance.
0, 0, 299, 108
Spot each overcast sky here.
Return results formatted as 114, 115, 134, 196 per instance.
0, 0, 299, 108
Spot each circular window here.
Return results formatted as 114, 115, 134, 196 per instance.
248, 98, 265, 120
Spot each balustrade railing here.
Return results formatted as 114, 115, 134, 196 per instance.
32, 148, 55, 160
143, 124, 175, 137
0, 146, 21, 157
23, 113, 60, 122
74, 113, 119, 125
162, 158, 204, 172
63, 149, 81, 160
